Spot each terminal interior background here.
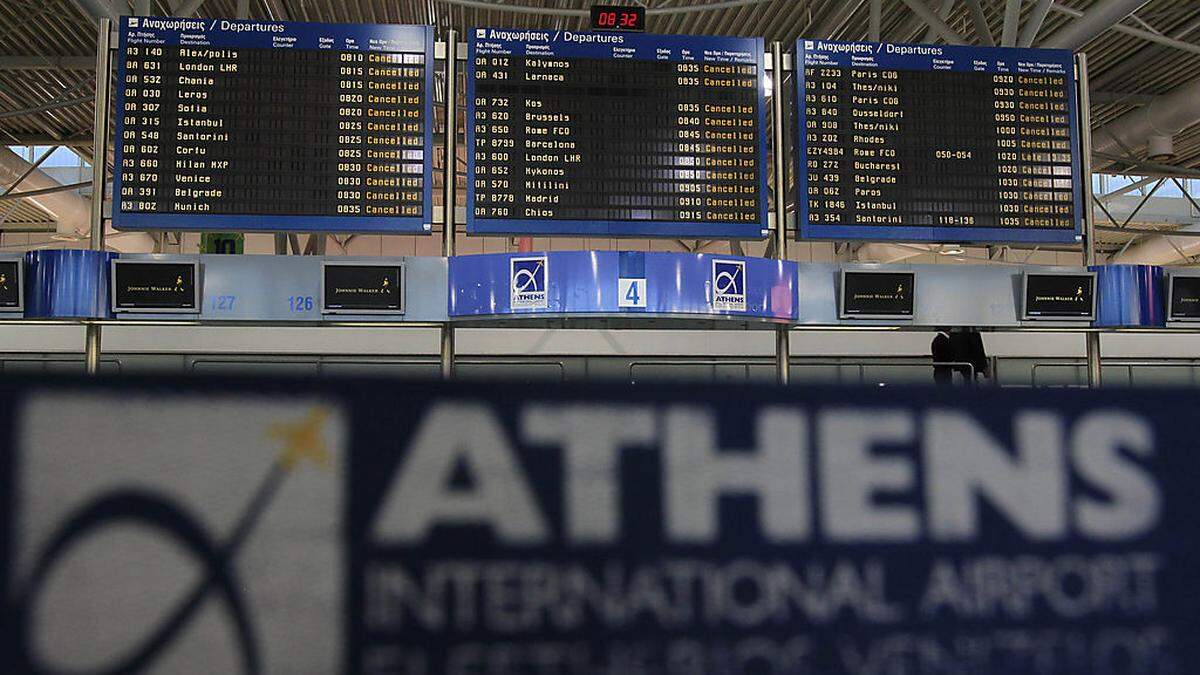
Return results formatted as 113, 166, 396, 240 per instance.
1, 0, 1199, 387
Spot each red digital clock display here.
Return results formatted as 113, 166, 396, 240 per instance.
590, 5, 646, 31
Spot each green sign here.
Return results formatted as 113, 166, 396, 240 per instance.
201, 233, 244, 255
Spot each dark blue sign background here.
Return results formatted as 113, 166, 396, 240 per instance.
466, 29, 770, 238
794, 40, 1084, 245
113, 18, 435, 233
3, 377, 1200, 674
343, 381, 1200, 674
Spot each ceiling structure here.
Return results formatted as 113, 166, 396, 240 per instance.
0, 0, 1197, 257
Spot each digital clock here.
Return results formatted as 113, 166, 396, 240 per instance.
590, 5, 645, 31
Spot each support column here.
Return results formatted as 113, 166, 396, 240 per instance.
1078, 53, 1102, 388
869, 0, 882, 41
770, 42, 790, 386
86, 18, 113, 376
85, 325, 102, 374
441, 30, 458, 381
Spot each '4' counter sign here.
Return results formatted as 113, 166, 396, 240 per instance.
618, 277, 646, 308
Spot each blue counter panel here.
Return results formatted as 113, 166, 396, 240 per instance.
24, 250, 115, 319
467, 29, 769, 238
795, 40, 1083, 245
449, 251, 797, 321
113, 18, 435, 233
1093, 264, 1165, 328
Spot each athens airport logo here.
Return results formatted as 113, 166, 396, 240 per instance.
510, 255, 548, 309
11, 395, 345, 674
712, 259, 747, 312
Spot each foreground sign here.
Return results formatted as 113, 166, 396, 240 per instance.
1, 378, 1196, 673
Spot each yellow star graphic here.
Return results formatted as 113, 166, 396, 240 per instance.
268, 407, 331, 472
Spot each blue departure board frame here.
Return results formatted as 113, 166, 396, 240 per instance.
113, 18, 435, 233
466, 29, 770, 238
794, 40, 1083, 245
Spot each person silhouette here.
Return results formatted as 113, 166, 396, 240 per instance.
932, 327, 989, 386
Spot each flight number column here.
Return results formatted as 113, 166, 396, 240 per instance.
118, 44, 168, 214
801, 66, 850, 227
471, 55, 521, 221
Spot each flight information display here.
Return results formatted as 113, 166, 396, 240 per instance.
796, 40, 1082, 244
113, 17, 434, 233
467, 29, 769, 238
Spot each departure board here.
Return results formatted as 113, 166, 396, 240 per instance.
796, 40, 1082, 244
113, 17, 434, 233
467, 29, 769, 238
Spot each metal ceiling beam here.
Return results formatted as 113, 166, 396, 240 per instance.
431, 0, 771, 17
1092, 15, 1200, 90
963, 0, 995, 46
72, 0, 125, 23
1047, 4, 1200, 57
1092, 154, 1200, 179
647, 0, 772, 16
922, 0, 956, 43
0, 56, 97, 70
1100, 176, 1160, 202
1017, 0, 1055, 47
0, 181, 91, 202
811, 0, 868, 40
1, 136, 93, 147
897, 0, 967, 45
0, 96, 92, 120
1001, 0, 1021, 46
171, 0, 206, 17
1041, 0, 1152, 49
1091, 91, 1158, 106
868, 0, 882, 41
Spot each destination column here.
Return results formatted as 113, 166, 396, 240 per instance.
164, 45, 237, 215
